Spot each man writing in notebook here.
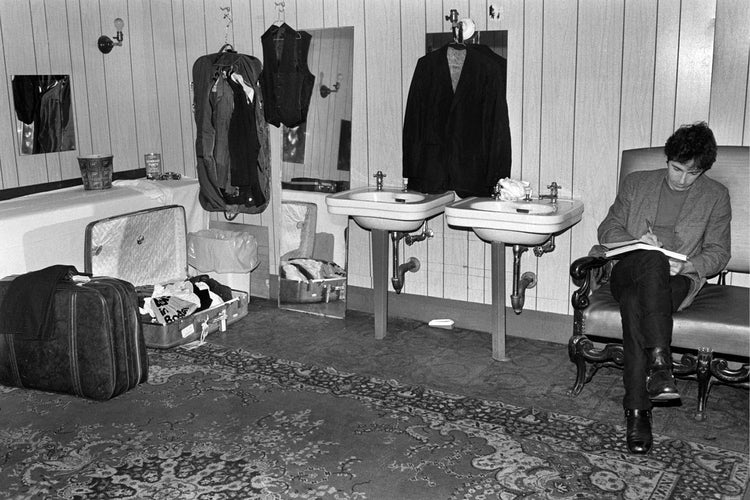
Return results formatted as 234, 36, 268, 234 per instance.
590, 122, 731, 454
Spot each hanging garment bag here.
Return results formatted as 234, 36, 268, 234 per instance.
192, 46, 271, 217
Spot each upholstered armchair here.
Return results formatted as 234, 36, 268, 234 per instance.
567, 146, 749, 420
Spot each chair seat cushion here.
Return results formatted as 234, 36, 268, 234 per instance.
583, 283, 749, 355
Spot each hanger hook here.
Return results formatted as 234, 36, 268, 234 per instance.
220, 6, 232, 44
274, 1, 285, 23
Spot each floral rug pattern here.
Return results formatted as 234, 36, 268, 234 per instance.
0, 343, 747, 499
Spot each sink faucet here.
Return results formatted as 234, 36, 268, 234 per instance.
374, 171, 386, 191
492, 181, 502, 200
539, 182, 560, 204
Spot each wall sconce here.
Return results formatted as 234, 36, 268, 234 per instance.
98, 18, 125, 54
319, 73, 342, 98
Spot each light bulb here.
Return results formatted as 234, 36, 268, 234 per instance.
114, 18, 124, 31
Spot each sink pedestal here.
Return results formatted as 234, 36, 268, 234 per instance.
372, 229, 389, 339
491, 242, 511, 361
371, 235, 512, 355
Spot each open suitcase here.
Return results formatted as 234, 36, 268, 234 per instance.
84, 205, 248, 348
279, 258, 346, 304
0, 275, 148, 400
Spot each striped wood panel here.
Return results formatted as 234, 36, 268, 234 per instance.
1, 0, 748, 320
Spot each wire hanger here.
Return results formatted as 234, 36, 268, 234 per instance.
272, 1, 301, 39
274, 1, 285, 26
220, 6, 234, 52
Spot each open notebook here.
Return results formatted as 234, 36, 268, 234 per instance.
603, 240, 688, 261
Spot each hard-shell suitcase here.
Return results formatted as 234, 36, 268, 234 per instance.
279, 258, 346, 304
0, 276, 148, 400
84, 205, 248, 348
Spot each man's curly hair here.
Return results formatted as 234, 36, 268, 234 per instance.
664, 121, 717, 171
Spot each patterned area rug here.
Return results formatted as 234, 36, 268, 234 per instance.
0, 343, 747, 499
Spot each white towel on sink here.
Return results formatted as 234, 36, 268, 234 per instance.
497, 178, 530, 201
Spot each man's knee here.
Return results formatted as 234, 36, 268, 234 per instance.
639, 251, 670, 275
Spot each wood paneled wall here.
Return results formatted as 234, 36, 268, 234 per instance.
1, 1, 748, 318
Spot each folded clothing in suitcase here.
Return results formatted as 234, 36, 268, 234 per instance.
85, 205, 248, 348
0, 275, 148, 400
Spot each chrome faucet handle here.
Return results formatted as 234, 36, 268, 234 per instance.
546, 182, 560, 197
373, 171, 386, 190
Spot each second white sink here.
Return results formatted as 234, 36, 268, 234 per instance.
326, 187, 455, 232
445, 197, 584, 245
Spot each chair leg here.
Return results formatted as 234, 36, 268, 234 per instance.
567, 336, 588, 396
694, 347, 713, 422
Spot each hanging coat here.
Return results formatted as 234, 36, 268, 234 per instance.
12, 75, 75, 154
192, 49, 270, 214
259, 23, 316, 128
403, 43, 511, 198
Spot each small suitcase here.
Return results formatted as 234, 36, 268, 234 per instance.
279, 258, 346, 304
0, 275, 148, 400
84, 205, 249, 348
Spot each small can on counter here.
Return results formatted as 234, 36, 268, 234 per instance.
144, 153, 162, 180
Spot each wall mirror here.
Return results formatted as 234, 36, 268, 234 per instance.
277, 26, 353, 319
11, 74, 76, 155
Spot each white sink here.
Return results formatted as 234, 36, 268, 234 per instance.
445, 197, 584, 245
326, 187, 455, 231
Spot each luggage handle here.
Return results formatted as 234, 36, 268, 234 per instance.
68, 272, 93, 285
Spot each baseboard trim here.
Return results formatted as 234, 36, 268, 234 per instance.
346, 285, 571, 345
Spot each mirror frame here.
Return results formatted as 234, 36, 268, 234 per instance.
11, 74, 76, 155
277, 26, 354, 319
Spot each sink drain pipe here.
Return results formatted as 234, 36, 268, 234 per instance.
390, 226, 434, 293
510, 245, 537, 314
509, 236, 557, 313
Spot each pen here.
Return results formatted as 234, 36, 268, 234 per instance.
646, 219, 653, 234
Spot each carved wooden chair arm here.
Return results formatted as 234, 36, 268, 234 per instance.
570, 255, 611, 310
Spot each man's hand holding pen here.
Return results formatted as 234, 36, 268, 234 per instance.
641, 219, 694, 276
640, 219, 662, 247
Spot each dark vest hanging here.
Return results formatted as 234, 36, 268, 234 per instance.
259, 23, 315, 128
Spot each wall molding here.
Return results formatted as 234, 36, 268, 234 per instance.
265, 277, 570, 345
0, 168, 147, 202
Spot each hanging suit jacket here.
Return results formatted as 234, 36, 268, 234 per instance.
259, 23, 315, 128
192, 49, 270, 214
403, 44, 511, 198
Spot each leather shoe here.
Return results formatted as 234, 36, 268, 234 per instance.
646, 347, 680, 401
625, 408, 652, 454
647, 368, 680, 401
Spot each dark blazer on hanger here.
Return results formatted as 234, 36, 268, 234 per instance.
403, 44, 511, 197
259, 23, 315, 128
